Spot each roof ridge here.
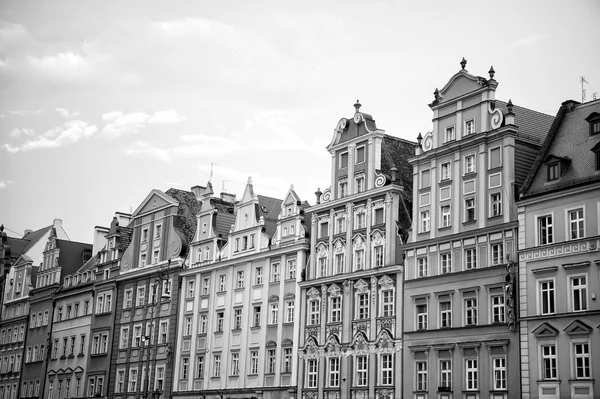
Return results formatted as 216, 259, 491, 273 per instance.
497, 99, 554, 118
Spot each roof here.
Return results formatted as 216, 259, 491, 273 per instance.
22, 225, 52, 253
55, 239, 93, 276
381, 134, 416, 193
257, 195, 283, 237
210, 197, 236, 237
520, 98, 600, 198
165, 188, 202, 254
496, 100, 554, 144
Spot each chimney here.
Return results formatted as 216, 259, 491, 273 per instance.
23, 229, 33, 237
115, 212, 132, 227
191, 185, 206, 199
53, 219, 62, 228
220, 192, 236, 203
92, 226, 109, 256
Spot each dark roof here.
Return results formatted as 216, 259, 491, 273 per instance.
496, 100, 554, 144
165, 188, 202, 255
381, 134, 416, 193
4, 236, 30, 262
521, 99, 600, 198
257, 195, 283, 238
337, 112, 378, 144
211, 197, 236, 237
56, 239, 93, 276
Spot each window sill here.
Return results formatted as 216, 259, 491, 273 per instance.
438, 226, 452, 231
231, 329, 241, 333
234, 287, 245, 291
567, 378, 595, 383
214, 331, 224, 335
283, 322, 294, 326
90, 352, 107, 358
462, 172, 477, 178
488, 214, 503, 220
463, 220, 476, 225
439, 179, 453, 186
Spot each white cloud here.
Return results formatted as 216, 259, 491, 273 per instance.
125, 141, 171, 162
55, 108, 79, 118
5, 110, 42, 116
3, 120, 97, 153
0, 180, 15, 190
29, 51, 88, 71
503, 33, 547, 51
101, 109, 186, 139
10, 128, 35, 138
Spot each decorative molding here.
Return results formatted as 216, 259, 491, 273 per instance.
322, 187, 331, 203
354, 279, 369, 294
488, 102, 503, 129
328, 284, 342, 297
519, 239, 599, 262
374, 170, 387, 188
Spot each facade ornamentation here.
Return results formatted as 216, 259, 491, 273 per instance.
374, 169, 387, 188
488, 101, 504, 129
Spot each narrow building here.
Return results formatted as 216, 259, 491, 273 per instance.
108, 188, 199, 399
298, 102, 414, 399
172, 180, 309, 399
517, 98, 600, 399
403, 59, 554, 399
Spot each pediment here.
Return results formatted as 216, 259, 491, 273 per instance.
564, 320, 592, 336
266, 340, 277, 347
532, 322, 559, 337
282, 188, 301, 206
132, 190, 177, 217
240, 177, 256, 204
436, 71, 489, 106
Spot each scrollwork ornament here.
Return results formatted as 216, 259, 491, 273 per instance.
488, 102, 504, 129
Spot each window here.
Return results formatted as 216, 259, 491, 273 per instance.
213, 355, 221, 377
339, 151, 348, 169
269, 303, 278, 324
267, 349, 276, 374
465, 359, 478, 390
307, 359, 318, 388
490, 192, 502, 217
421, 169, 431, 188
96, 377, 104, 396
357, 293, 369, 319
541, 344, 557, 379
202, 277, 210, 294
250, 351, 259, 374
253, 306, 261, 327
373, 245, 384, 267
355, 212, 366, 230
464, 297, 477, 326
155, 224, 161, 239
234, 309, 242, 330
128, 368, 138, 392
440, 300, 452, 328
336, 215, 346, 234
219, 275, 226, 292
44, 310, 49, 325
338, 179, 348, 198
441, 162, 451, 181
255, 267, 263, 285
287, 259, 296, 280
569, 208, 584, 239
420, 210, 430, 233
373, 207, 384, 225
465, 119, 475, 135
335, 253, 344, 274
491, 243, 503, 265
57, 307, 63, 321
216, 312, 224, 332
199, 314, 207, 333
464, 154, 475, 174
493, 357, 507, 390
440, 359, 451, 389
489, 147, 501, 168
416, 361, 427, 391
445, 126, 455, 142
465, 248, 477, 270
309, 300, 320, 325
153, 250, 159, 264
184, 317, 192, 335
159, 320, 168, 344
441, 205, 451, 227
181, 357, 189, 379
236, 271, 244, 288
571, 276, 587, 311
271, 263, 280, 283
355, 174, 365, 193
162, 278, 172, 297
547, 162, 560, 181
381, 290, 394, 316
356, 146, 365, 163
574, 343, 590, 379
133, 325, 142, 347
155, 365, 165, 391
354, 249, 365, 270
328, 357, 340, 387
320, 221, 329, 238
329, 297, 341, 323
285, 301, 294, 323
142, 229, 148, 242
242, 236, 248, 250
283, 347, 293, 373
124, 289, 133, 308
136, 286, 145, 306
491, 294, 505, 323
356, 355, 368, 386
378, 354, 393, 385
540, 280, 555, 315
140, 254, 147, 267
440, 253, 451, 274
417, 257, 428, 278
195, 356, 204, 379
465, 198, 475, 222
231, 352, 240, 376
416, 304, 427, 330
187, 280, 195, 298
62, 337, 68, 356
120, 327, 129, 349
538, 215, 553, 245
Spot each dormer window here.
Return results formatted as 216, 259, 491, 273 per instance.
547, 162, 560, 181
544, 155, 570, 182
444, 126, 455, 142
586, 112, 600, 136
339, 152, 349, 169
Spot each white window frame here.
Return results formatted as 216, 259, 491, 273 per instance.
465, 119, 475, 136
569, 274, 588, 312
464, 296, 478, 326
380, 354, 393, 386
538, 278, 556, 315
329, 296, 341, 323
537, 213, 554, 246
444, 125, 455, 142
269, 303, 278, 325
465, 248, 477, 270
420, 210, 430, 233
440, 162, 451, 181
355, 355, 368, 386
465, 358, 478, 390
440, 359, 452, 389
255, 267, 263, 285
441, 205, 451, 228
306, 358, 318, 388
492, 356, 507, 390
417, 257, 428, 278
439, 299, 452, 328
572, 340, 591, 379
416, 360, 427, 391
490, 292, 505, 324
328, 357, 340, 387
490, 192, 502, 217
540, 343, 557, 380
566, 206, 585, 240
440, 253, 451, 274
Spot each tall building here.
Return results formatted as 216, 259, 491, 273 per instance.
21, 227, 92, 399
297, 102, 414, 399
402, 59, 554, 399
108, 188, 199, 399
172, 180, 309, 399
517, 98, 600, 399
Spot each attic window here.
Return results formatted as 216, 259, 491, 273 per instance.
585, 112, 600, 136
547, 162, 560, 181
356, 146, 366, 164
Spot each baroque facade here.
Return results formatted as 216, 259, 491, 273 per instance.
297, 102, 414, 399
403, 60, 554, 399
517, 98, 600, 399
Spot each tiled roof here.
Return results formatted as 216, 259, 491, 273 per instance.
56, 239, 93, 276
496, 100, 554, 144
521, 99, 600, 198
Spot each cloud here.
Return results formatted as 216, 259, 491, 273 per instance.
0, 180, 15, 190
4, 110, 42, 117
10, 128, 35, 138
125, 141, 171, 162
55, 108, 79, 118
29, 51, 88, 71
3, 120, 97, 153
503, 33, 547, 50
101, 109, 186, 139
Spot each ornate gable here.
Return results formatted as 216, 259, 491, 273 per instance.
132, 190, 177, 217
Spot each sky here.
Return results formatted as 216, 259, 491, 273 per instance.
1, 0, 599, 244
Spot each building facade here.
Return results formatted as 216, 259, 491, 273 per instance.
297, 102, 414, 399
108, 188, 199, 399
517, 98, 600, 399
403, 60, 554, 399
172, 180, 309, 399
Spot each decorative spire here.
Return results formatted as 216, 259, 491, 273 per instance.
489, 66, 495, 79
460, 57, 467, 70
315, 188, 322, 205
417, 132, 423, 147
247, 176, 252, 185
354, 100, 361, 113
507, 99, 514, 113
433, 88, 440, 101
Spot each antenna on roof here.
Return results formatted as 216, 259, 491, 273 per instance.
581, 76, 588, 103
209, 162, 216, 183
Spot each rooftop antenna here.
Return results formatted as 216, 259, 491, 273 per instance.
209, 162, 216, 183
581, 76, 588, 103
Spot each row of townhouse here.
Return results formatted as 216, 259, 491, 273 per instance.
1, 58, 599, 399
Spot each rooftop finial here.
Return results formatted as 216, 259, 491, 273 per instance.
417, 132, 423, 147
507, 99, 514, 113
247, 176, 252, 185
354, 100, 361, 113
460, 57, 467, 70
433, 88, 440, 101
489, 66, 495, 79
